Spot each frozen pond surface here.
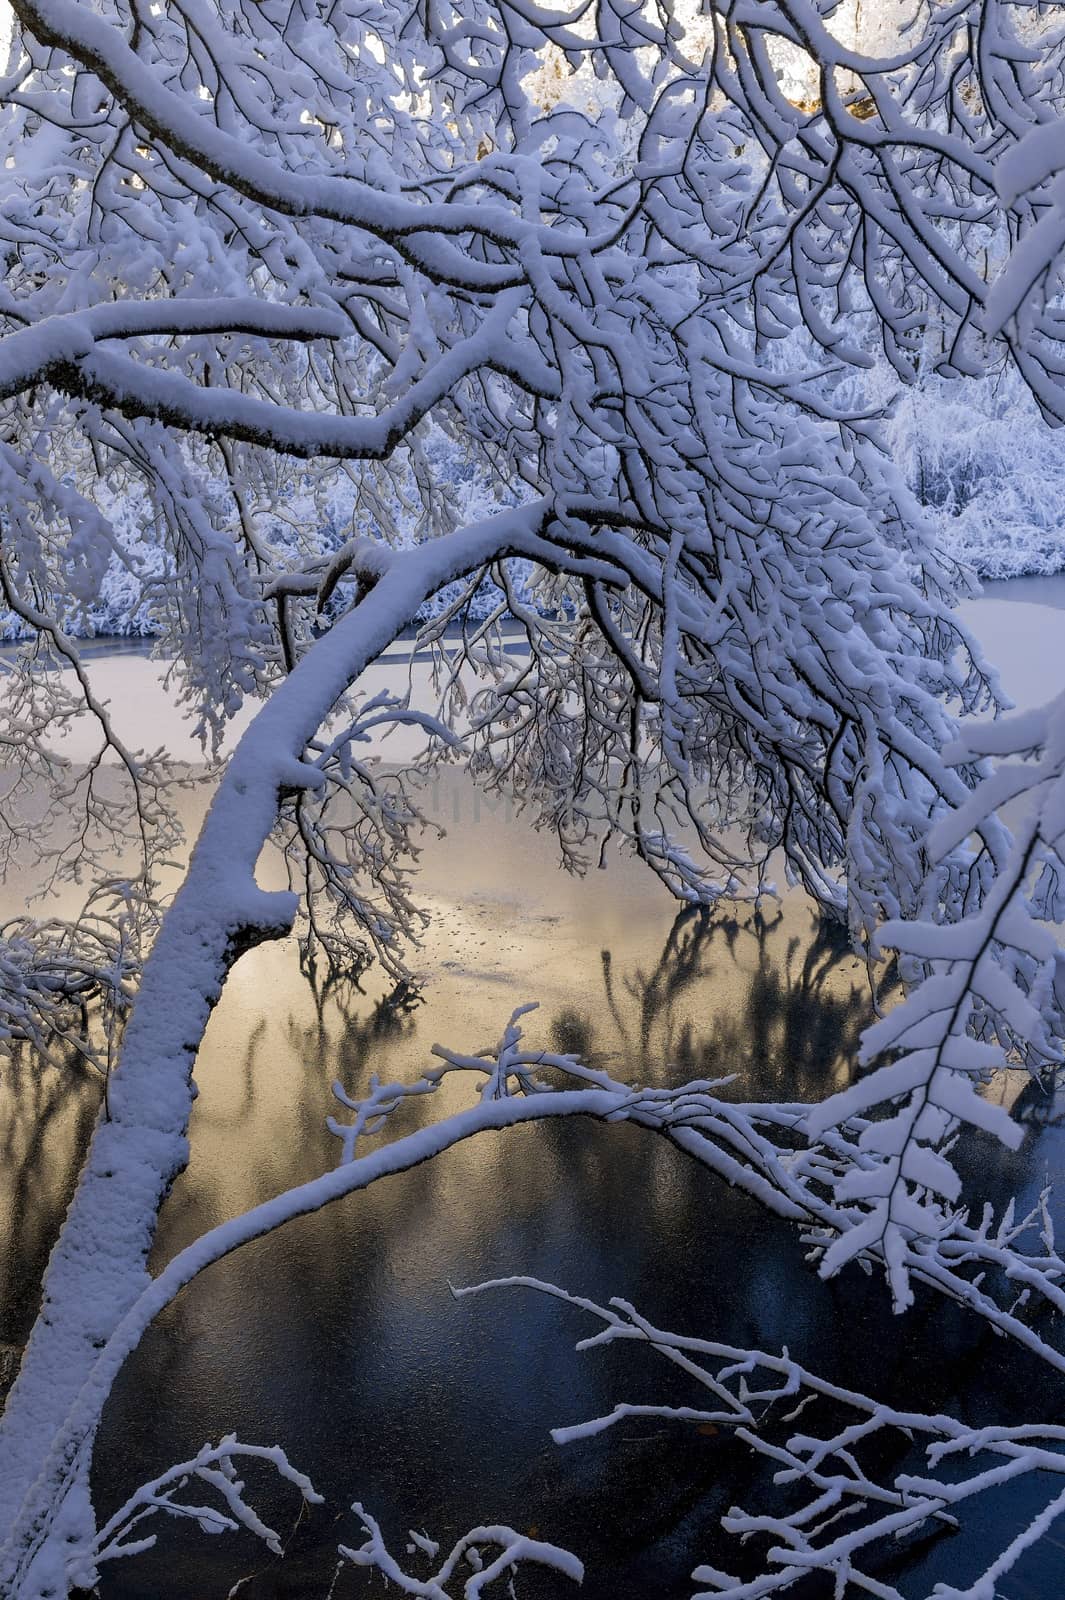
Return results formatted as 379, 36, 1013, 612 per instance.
1, 577, 1065, 1598
958, 576, 1065, 708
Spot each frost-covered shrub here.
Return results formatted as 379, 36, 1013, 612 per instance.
886, 361, 1065, 578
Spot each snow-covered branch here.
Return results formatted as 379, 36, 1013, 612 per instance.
0, 300, 347, 405
801, 684, 1065, 1310
74, 1437, 321, 1588
337, 1504, 583, 1598
460, 1276, 1065, 1600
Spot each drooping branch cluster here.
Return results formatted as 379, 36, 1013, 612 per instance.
800, 680, 1065, 1310
0, 0, 1055, 974
0, 882, 147, 1075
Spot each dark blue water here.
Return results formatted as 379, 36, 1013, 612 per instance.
60, 901, 1065, 1600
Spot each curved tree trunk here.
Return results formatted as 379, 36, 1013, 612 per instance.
0, 503, 585, 1590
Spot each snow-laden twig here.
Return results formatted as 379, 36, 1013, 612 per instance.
338, 1502, 582, 1597
0, 882, 145, 1079
459, 1276, 1065, 1600
65, 1437, 321, 1592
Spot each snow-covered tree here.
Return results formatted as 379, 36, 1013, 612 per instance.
862, 353, 1065, 578
2, 0, 1065, 1594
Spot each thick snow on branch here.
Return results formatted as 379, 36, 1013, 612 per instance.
0, 300, 347, 404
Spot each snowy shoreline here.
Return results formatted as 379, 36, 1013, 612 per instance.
4, 577, 1065, 763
